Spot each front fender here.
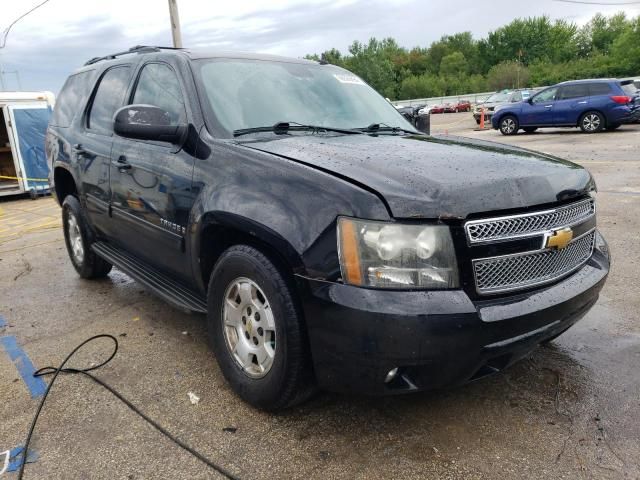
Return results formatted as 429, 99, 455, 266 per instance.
188, 139, 391, 290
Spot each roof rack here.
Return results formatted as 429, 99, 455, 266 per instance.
84, 45, 183, 66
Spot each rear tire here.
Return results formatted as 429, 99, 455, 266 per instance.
606, 123, 621, 131
523, 127, 538, 133
62, 196, 112, 279
579, 111, 604, 133
207, 245, 315, 411
499, 115, 519, 135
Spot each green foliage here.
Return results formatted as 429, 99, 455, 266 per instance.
487, 61, 530, 90
306, 12, 639, 100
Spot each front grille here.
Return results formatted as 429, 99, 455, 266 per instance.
473, 230, 595, 294
465, 198, 595, 244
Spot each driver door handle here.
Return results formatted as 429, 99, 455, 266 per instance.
116, 155, 132, 170
544, 105, 553, 108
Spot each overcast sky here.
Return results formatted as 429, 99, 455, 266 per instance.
0, 0, 638, 94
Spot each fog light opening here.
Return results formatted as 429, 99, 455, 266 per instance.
384, 367, 399, 384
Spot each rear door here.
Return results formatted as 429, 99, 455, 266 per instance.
80, 65, 133, 236
553, 83, 590, 125
520, 87, 558, 126
109, 61, 196, 281
5, 103, 51, 193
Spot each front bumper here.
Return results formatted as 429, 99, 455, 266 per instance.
299, 243, 609, 395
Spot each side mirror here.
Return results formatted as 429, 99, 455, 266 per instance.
527, 97, 534, 105
113, 105, 187, 144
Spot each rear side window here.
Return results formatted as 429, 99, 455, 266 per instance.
132, 63, 186, 125
50, 71, 94, 128
588, 83, 612, 96
559, 84, 589, 100
87, 66, 132, 134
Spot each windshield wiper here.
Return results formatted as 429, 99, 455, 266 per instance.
359, 123, 418, 134
233, 121, 363, 137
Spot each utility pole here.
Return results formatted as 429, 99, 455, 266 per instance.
168, 0, 183, 48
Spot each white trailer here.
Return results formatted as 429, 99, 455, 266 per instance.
0, 91, 55, 197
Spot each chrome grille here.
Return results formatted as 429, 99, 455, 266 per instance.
465, 198, 595, 244
473, 231, 595, 294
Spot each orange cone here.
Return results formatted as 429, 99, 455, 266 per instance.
480, 108, 485, 129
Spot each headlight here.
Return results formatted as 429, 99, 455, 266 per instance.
337, 217, 459, 289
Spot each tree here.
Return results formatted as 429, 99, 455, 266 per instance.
487, 61, 530, 90
303, 12, 637, 100
440, 52, 467, 77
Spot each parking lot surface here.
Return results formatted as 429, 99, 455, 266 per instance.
1, 115, 639, 479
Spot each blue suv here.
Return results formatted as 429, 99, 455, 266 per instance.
492, 79, 640, 135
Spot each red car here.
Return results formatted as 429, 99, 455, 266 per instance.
454, 100, 471, 112
443, 103, 457, 113
429, 104, 445, 114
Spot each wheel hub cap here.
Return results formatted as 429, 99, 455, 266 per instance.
584, 114, 600, 131
67, 212, 84, 264
222, 277, 276, 378
503, 119, 515, 133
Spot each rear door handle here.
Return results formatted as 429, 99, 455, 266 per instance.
544, 105, 553, 108
578, 101, 588, 104
116, 155, 132, 170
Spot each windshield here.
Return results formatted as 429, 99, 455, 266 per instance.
485, 92, 511, 103
194, 58, 416, 135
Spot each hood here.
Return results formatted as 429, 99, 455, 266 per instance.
238, 133, 593, 219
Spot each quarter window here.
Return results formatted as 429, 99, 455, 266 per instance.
87, 66, 132, 134
51, 71, 94, 128
132, 63, 186, 125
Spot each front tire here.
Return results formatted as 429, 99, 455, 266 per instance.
499, 115, 519, 135
62, 196, 112, 279
606, 123, 621, 131
207, 245, 315, 410
579, 111, 604, 133
523, 127, 538, 133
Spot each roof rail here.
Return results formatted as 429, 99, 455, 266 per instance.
84, 45, 182, 66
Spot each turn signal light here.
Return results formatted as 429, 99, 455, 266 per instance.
610, 96, 632, 104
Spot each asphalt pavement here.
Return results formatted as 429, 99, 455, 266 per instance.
0, 114, 638, 479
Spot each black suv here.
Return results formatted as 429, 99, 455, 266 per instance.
47, 46, 610, 410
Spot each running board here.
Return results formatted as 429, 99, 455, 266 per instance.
92, 242, 207, 313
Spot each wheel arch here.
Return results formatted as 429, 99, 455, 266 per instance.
578, 109, 608, 128
53, 166, 78, 205
195, 211, 307, 293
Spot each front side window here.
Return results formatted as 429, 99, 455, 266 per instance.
532, 87, 558, 104
87, 66, 132, 134
132, 63, 186, 125
194, 58, 415, 135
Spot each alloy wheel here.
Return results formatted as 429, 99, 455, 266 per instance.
67, 212, 84, 264
501, 118, 516, 134
583, 114, 601, 132
222, 277, 276, 378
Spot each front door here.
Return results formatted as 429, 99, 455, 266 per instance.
520, 86, 558, 126
109, 61, 196, 281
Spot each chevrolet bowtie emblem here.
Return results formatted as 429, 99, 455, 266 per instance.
545, 227, 573, 250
